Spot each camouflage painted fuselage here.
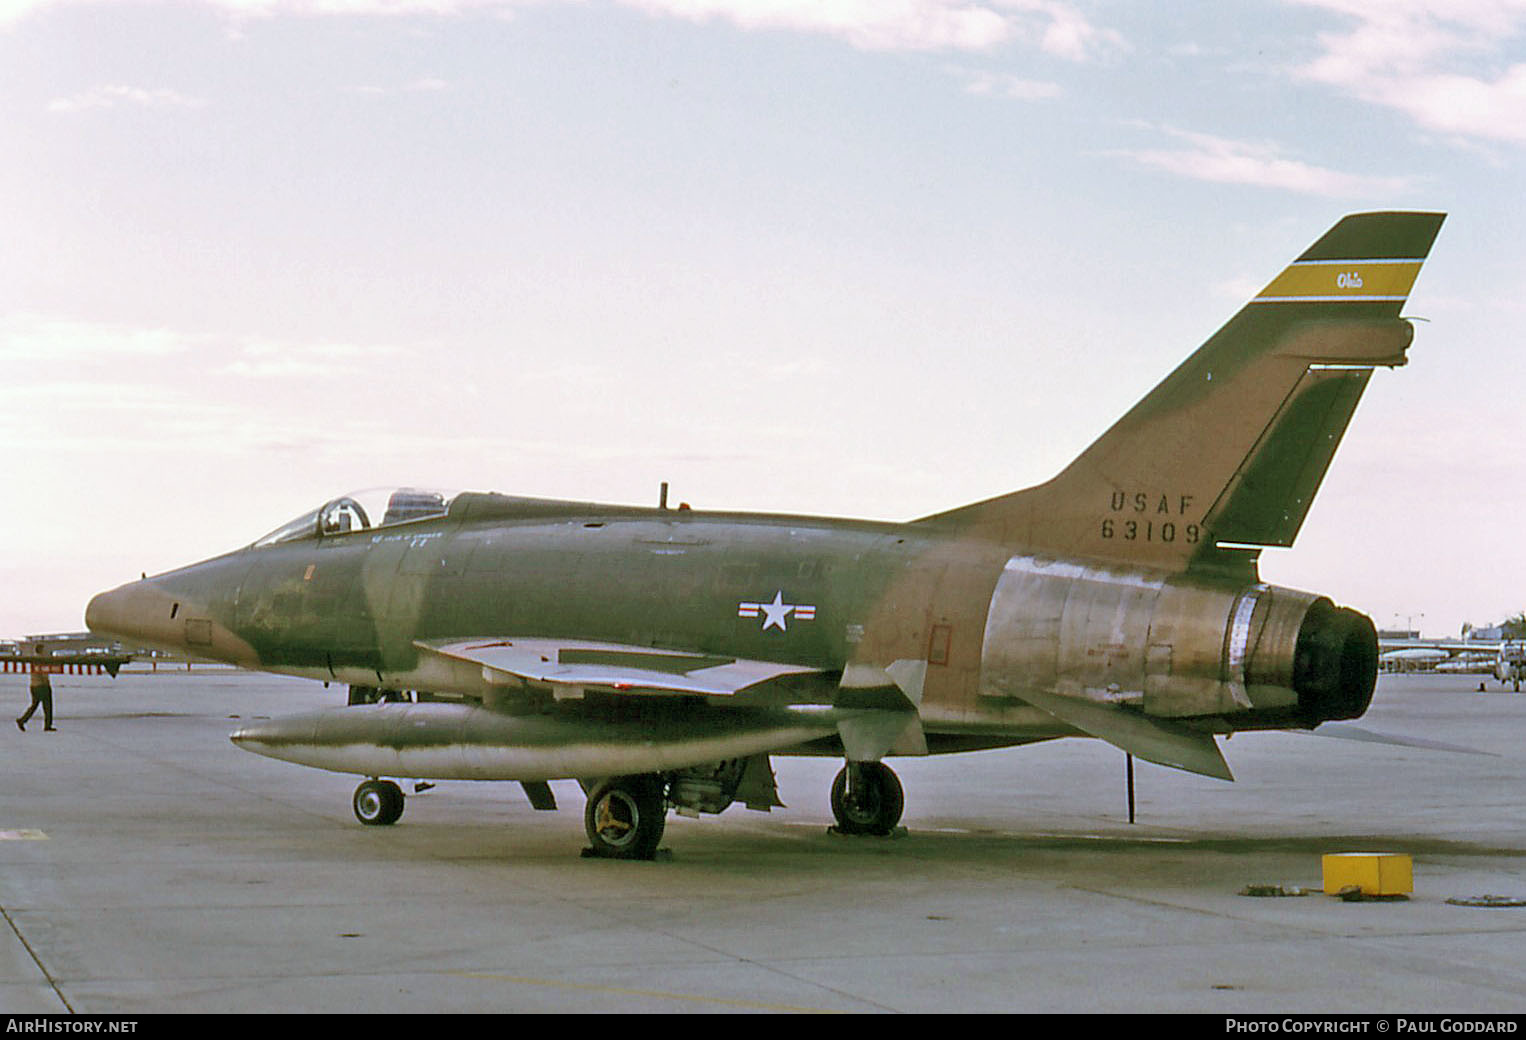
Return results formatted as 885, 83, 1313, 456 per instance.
87, 497, 1064, 744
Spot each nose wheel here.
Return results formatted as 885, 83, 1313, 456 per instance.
830, 761, 904, 836
353, 779, 405, 826
583, 775, 667, 860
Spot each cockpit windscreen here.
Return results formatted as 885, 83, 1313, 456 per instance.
252, 488, 457, 548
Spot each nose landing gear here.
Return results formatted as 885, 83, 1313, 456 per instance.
353, 779, 405, 826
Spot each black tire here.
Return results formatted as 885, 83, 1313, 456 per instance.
830, 761, 904, 836
353, 779, 405, 826
584, 775, 667, 860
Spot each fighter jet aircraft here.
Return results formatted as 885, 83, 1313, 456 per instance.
86, 211, 1445, 859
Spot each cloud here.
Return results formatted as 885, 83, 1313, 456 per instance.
0, 314, 195, 358
0, 314, 435, 471
0, 314, 407, 386
1105, 125, 1413, 198
1287, 0, 1526, 145
4, 1, 1124, 60
616, 0, 1017, 52
618, 0, 1123, 57
47, 85, 207, 113
343, 75, 451, 96
218, 338, 402, 378
0, 0, 49, 24
1027, 0, 1121, 62
148, 0, 514, 16
958, 69, 1062, 100
705, 354, 835, 381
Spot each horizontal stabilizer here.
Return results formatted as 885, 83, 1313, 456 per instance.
1305, 723, 1493, 756
1016, 685, 1233, 780
420, 638, 821, 697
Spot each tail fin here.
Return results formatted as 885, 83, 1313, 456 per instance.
922, 211, 1445, 572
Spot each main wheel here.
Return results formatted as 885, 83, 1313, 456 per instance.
353, 779, 405, 826
584, 775, 667, 860
830, 761, 904, 836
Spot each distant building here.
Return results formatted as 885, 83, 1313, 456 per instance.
21, 632, 123, 653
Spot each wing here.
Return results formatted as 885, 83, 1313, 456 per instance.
418, 637, 824, 699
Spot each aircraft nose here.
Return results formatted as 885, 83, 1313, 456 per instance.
85, 579, 172, 644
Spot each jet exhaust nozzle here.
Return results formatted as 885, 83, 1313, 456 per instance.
1291, 599, 1378, 723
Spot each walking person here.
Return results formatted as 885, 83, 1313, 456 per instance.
17, 641, 57, 732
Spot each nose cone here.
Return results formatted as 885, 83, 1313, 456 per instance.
86, 579, 173, 645
87, 575, 259, 668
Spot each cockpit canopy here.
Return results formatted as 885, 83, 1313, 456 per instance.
253, 488, 459, 548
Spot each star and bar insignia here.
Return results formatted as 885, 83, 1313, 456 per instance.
737, 591, 817, 632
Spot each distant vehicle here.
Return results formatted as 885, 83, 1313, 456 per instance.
1495, 642, 1525, 692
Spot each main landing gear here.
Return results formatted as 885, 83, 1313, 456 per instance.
583, 775, 667, 860
830, 761, 904, 836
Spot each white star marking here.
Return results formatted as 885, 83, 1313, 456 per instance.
760, 590, 792, 631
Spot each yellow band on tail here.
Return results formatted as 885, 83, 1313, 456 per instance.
1256, 259, 1425, 303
